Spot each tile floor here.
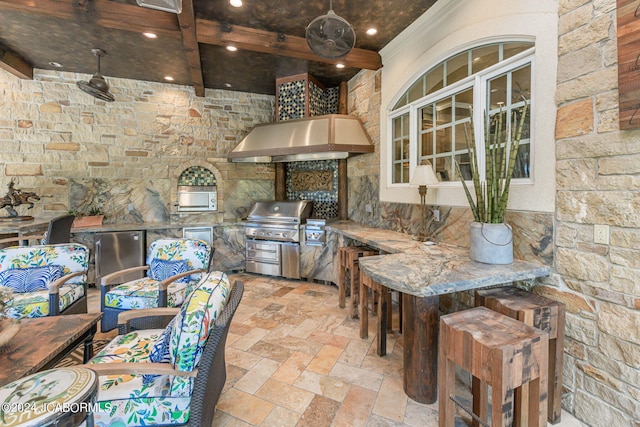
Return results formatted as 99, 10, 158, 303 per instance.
89, 273, 585, 427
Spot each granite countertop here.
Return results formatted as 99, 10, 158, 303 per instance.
327, 221, 551, 298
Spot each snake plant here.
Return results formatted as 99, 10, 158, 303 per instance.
455, 99, 529, 224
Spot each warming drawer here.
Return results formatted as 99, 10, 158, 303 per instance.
246, 240, 281, 262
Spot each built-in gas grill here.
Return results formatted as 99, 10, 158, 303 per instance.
245, 200, 313, 279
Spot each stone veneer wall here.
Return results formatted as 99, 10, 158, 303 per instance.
0, 68, 275, 223
554, 0, 640, 424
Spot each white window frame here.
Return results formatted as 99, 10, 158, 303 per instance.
387, 46, 535, 189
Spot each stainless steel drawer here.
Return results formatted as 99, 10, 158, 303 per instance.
246, 260, 281, 276
246, 240, 280, 262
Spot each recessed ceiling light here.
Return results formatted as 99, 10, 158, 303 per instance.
226, 45, 238, 52
230, 0, 242, 7
143, 32, 158, 39
224, 83, 232, 88
48, 61, 63, 68
336, 63, 345, 69
164, 76, 174, 81
366, 28, 378, 36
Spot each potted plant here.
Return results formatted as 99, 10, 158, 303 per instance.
455, 99, 529, 264
70, 206, 105, 228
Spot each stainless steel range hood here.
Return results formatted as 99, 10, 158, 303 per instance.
228, 114, 374, 163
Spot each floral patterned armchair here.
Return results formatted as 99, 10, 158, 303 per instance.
0, 241, 89, 318
100, 238, 213, 332
86, 272, 242, 427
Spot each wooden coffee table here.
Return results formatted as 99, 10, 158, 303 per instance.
0, 313, 102, 386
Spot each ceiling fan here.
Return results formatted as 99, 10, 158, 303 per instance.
306, 0, 356, 59
76, 49, 115, 102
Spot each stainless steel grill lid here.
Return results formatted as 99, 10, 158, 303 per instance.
247, 201, 313, 224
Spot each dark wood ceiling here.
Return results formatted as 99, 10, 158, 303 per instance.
0, 0, 437, 96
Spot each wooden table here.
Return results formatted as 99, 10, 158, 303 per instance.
0, 313, 102, 386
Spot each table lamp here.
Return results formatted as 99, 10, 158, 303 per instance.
410, 162, 439, 241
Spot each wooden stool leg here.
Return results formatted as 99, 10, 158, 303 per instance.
351, 273, 360, 319
491, 375, 514, 427
338, 257, 346, 309
438, 326, 456, 427
472, 376, 488, 427
359, 271, 368, 339
398, 293, 403, 333
549, 308, 565, 424
377, 285, 387, 356
350, 263, 358, 317
386, 291, 393, 332
535, 337, 550, 426
515, 383, 530, 426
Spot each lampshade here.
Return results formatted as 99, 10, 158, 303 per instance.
410, 164, 439, 186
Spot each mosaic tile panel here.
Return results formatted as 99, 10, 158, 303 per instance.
277, 80, 306, 121
326, 87, 339, 114
309, 81, 326, 117
177, 166, 217, 186
286, 160, 338, 219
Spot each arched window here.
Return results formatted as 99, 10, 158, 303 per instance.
389, 41, 534, 184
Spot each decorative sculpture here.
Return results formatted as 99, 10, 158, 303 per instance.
0, 181, 40, 219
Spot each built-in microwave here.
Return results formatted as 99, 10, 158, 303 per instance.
177, 185, 217, 212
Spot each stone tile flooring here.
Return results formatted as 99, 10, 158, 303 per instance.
89, 273, 585, 426
213, 273, 584, 427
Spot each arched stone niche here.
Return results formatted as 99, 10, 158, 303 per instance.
171, 161, 224, 215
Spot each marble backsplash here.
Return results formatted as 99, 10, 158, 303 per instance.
348, 174, 553, 266
69, 178, 170, 223
69, 177, 273, 224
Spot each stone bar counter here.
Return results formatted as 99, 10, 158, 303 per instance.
327, 221, 551, 404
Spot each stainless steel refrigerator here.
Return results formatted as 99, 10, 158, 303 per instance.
94, 230, 146, 285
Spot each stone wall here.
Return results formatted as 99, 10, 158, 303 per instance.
0, 68, 275, 223
555, 0, 640, 424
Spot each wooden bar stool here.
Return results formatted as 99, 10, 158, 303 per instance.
475, 287, 566, 424
439, 306, 549, 427
359, 270, 389, 356
359, 270, 402, 356
337, 246, 377, 318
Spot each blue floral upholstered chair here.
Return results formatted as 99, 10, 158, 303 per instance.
100, 238, 213, 332
84, 272, 243, 427
0, 241, 89, 318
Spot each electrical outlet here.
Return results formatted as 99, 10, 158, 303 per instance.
594, 224, 610, 245
433, 209, 440, 222
365, 203, 373, 214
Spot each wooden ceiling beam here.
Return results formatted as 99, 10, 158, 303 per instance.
196, 19, 383, 70
177, 0, 205, 97
0, 0, 181, 37
0, 46, 33, 80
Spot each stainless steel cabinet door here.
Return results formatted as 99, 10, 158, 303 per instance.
94, 231, 146, 285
